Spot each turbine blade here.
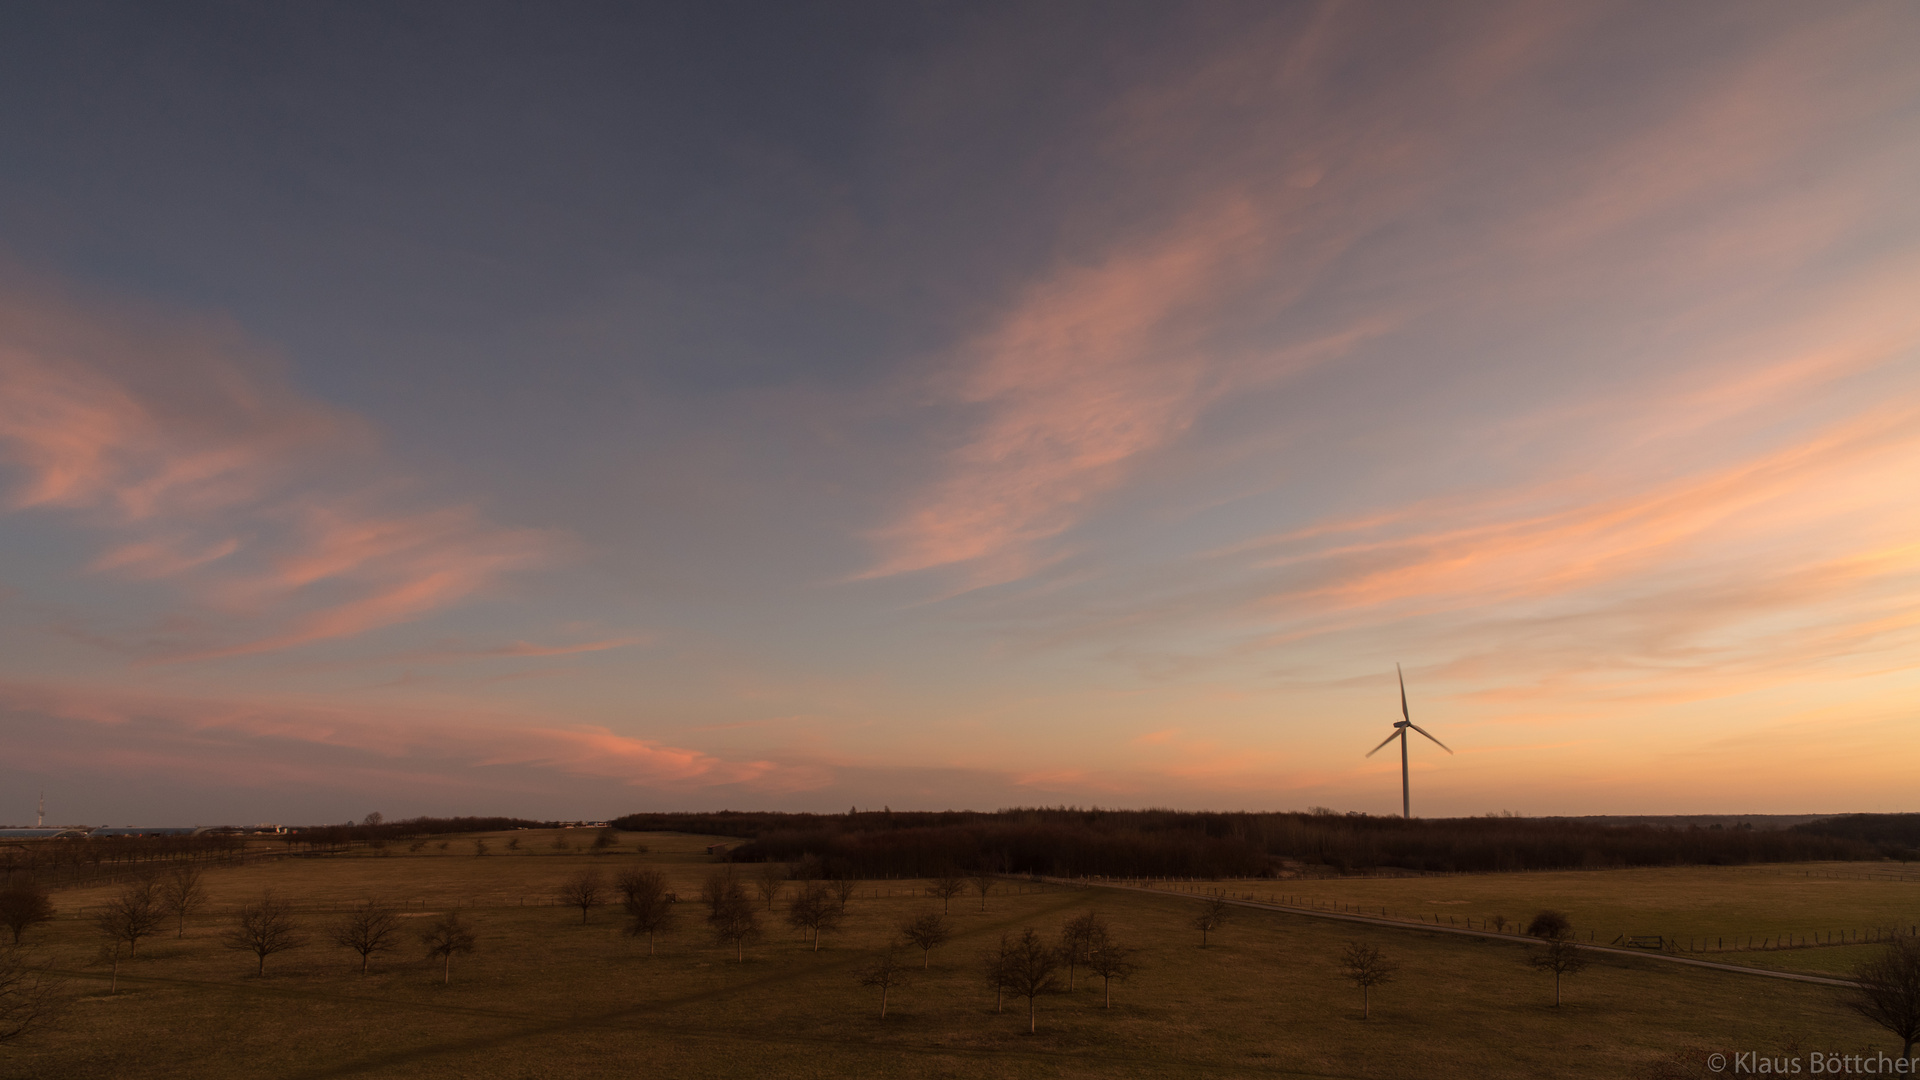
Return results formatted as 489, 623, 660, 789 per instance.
1364, 730, 1400, 758
1397, 664, 1411, 724
1408, 722, 1453, 754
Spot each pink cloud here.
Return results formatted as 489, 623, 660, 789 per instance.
0, 678, 819, 794
0, 273, 557, 658
938, 18, 1920, 700
1252, 403, 1920, 616
861, 200, 1386, 587
854, 5, 1611, 591
861, 202, 1258, 582
0, 279, 352, 517
394, 635, 653, 663
492, 726, 793, 788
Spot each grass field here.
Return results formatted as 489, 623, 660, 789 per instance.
1160, 862, 1920, 976
2, 831, 1907, 1079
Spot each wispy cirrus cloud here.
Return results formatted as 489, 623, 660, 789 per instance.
862, 201, 1267, 584
0, 274, 557, 659
0, 678, 820, 794
395, 635, 653, 664
856, 4, 1600, 591
1041, 371, 1920, 714
856, 189, 1400, 590
865, 1, 1920, 740
1245, 403, 1920, 620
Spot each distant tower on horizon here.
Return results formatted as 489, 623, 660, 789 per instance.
36, 790, 44, 828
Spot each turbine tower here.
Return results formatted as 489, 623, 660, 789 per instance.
36, 790, 44, 828
1365, 664, 1453, 818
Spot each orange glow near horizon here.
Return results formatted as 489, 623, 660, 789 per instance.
2, 4, 1919, 821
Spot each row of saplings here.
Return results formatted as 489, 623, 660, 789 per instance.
551, 867, 1595, 1030
499, 861, 1920, 1055
0, 866, 476, 989
25, 867, 1918, 1050
0, 864, 1590, 1017
587, 864, 1148, 1032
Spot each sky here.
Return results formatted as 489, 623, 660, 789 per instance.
2, 1, 1918, 825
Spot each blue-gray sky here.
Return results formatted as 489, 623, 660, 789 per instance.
3, 2, 1919, 825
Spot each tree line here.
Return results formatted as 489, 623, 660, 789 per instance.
0, 815, 574, 889
1791, 814, 1920, 860
0, 863, 477, 1007
279, 814, 564, 854
607, 808, 1891, 877
0, 834, 246, 890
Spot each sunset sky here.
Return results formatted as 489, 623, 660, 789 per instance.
3, 2, 1918, 825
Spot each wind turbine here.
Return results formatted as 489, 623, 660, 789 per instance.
1365, 664, 1453, 818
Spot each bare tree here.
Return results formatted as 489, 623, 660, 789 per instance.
1192, 895, 1229, 947
472, 838, 490, 857
557, 868, 606, 924
617, 868, 675, 955
0, 946, 63, 1044
1060, 911, 1103, 990
858, 948, 909, 1019
222, 892, 309, 976
972, 869, 995, 912
551, 834, 572, 851
786, 884, 841, 951
420, 911, 477, 985
701, 866, 738, 912
703, 868, 760, 961
97, 941, 126, 994
1526, 910, 1572, 940
1340, 941, 1398, 1020
329, 901, 404, 975
506, 836, 521, 851
711, 899, 760, 961
1084, 923, 1138, 1008
930, 869, 966, 914
158, 864, 207, 939
0, 881, 53, 945
983, 933, 1013, 1013
1845, 936, 1920, 1063
900, 913, 952, 969
93, 879, 163, 958
593, 829, 618, 851
830, 878, 857, 913
1529, 939, 1588, 1006
755, 862, 786, 910
1001, 927, 1062, 1034
614, 866, 655, 904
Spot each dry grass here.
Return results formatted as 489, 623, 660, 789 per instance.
0, 832, 1900, 1078
1173, 861, 1920, 975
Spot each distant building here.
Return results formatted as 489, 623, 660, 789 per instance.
706, 843, 732, 855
